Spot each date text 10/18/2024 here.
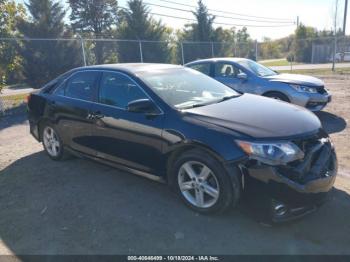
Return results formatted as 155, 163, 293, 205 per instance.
127, 256, 220, 261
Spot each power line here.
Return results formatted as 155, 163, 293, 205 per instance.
119, 6, 295, 27
157, 0, 294, 22
149, 12, 295, 27
144, 2, 294, 24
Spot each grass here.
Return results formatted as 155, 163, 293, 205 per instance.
1, 83, 30, 90
259, 58, 303, 67
1, 93, 28, 107
277, 67, 350, 75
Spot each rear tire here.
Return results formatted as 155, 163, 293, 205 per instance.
170, 149, 240, 214
264, 92, 290, 102
42, 123, 69, 161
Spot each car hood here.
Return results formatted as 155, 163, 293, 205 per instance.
264, 73, 324, 87
184, 94, 321, 139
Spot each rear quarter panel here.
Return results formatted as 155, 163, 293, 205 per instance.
27, 92, 48, 140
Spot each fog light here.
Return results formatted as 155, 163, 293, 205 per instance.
274, 203, 288, 217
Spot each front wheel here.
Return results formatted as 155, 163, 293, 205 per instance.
171, 149, 240, 214
264, 92, 290, 102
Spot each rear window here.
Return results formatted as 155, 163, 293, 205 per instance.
187, 63, 211, 76
54, 71, 100, 101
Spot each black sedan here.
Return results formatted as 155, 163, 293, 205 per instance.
27, 64, 337, 222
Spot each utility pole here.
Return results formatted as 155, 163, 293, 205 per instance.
181, 42, 185, 65
139, 41, 143, 63
343, 0, 348, 35
296, 16, 299, 27
332, 0, 339, 71
77, 34, 86, 66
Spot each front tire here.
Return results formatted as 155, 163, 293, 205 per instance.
264, 92, 290, 102
42, 124, 67, 161
170, 149, 240, 214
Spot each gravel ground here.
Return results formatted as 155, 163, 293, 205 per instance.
0, 76, 349, 255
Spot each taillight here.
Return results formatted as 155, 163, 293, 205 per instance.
26, 94, 31, 103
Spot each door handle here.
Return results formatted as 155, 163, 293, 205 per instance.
48, 100, 56, 106
87, 111, 105, 120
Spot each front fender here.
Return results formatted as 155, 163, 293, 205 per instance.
162, 117, 247, 162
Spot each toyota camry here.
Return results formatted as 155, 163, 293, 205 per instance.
27, 64, 337, 222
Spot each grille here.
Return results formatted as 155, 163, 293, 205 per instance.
306, 101, 327, 109
277, 131, 334, 184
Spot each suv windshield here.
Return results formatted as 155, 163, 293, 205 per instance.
237, 59, 277, 77
139, 68, 239, 109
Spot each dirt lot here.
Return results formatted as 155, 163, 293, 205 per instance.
0, 76, 349, 255
315, 75, 350, 172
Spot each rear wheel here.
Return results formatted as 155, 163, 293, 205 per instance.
171, 149, 240, 214
42, 124, 68, 160
264, 92, 290, 102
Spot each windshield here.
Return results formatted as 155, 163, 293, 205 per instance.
237, 59, 277, 77
139, 68, 239, 109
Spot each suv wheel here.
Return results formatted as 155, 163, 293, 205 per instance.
171, 149, 240, 214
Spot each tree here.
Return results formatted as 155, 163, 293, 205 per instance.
189, 0, 215, 42
17, 0, 81, 88
212, 27, 236, 57
117, 0, 170, 63
292, 23, 317, 63
0, 0, 26, 85
259, 37, 282, 59
179, 0, 216, 62
235, 27, 255, 59
69, 0, 119, 64
181, 0, 216, 43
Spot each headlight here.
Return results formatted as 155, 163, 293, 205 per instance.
290, 84, 318, 93
236, 140, 304, 165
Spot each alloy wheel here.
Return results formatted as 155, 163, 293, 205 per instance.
178, 161, 220, 208
43, 126, 61, 157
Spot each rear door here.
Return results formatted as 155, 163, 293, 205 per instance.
89, 71, 164, 174
50, 70, 100, 156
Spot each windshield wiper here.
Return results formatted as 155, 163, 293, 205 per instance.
220, 95, 239, 101
180, 101, 213, 109
182, 95, 240, 109
190, 102, 211, 108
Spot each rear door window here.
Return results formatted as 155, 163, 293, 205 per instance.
187, 63, 211, 76
63, 71, 100, 101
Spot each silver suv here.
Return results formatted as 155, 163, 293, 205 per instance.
186, 58, 331, 111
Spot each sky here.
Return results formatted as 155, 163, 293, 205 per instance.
16, 0, 349, 40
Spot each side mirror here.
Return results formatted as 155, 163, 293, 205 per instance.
127, 99, 159, 115
237, 72, 248, 81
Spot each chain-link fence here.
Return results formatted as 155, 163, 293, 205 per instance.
1, 36, 348, 67
1, 36, 349, 116
258, 36, 350, 64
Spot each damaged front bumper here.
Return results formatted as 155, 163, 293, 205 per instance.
241, 134, 337, 222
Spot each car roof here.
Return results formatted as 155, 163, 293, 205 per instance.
76, 63, 184, 75
185, 57, 249, 65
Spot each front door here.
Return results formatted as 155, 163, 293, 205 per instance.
214, 62, 249, 93
89, 71, 164, 174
